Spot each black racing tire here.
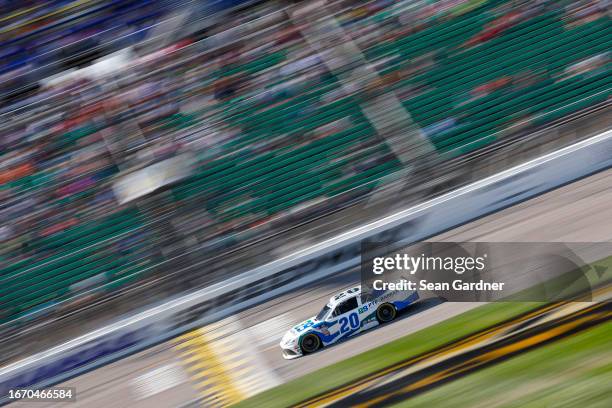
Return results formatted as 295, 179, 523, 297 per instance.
376, 303, 397, 323
300, 333, 321, 354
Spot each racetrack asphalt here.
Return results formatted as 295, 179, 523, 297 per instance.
9, 169, 612, 408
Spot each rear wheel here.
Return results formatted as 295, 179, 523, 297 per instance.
300, 333, 321, 354
376, 303, 397, 323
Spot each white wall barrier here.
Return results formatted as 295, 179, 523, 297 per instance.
0, 130, 610, 402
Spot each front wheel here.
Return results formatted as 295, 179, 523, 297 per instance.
376, 303, 397, 323
300, 333, 321, 354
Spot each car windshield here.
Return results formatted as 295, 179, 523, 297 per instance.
315, 304, 331, 321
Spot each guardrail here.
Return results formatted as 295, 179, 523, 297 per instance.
0, 129, 610, 402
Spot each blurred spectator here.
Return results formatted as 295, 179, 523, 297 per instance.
1, 0, 610, 323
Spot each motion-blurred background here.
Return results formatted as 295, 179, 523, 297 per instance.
0, 0, 610, 407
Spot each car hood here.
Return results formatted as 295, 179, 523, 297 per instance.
285, 316, 317, 338
280, 320, 307, 347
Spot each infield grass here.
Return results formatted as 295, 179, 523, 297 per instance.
392, 321, 612, 408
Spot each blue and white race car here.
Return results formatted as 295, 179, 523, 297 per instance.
280, 285, 419, 359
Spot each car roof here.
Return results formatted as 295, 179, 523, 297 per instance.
329, 286, 361, 306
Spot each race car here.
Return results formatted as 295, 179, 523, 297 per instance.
280, 285, 419, 359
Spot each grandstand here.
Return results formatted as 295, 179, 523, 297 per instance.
0, 0, 610, 326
